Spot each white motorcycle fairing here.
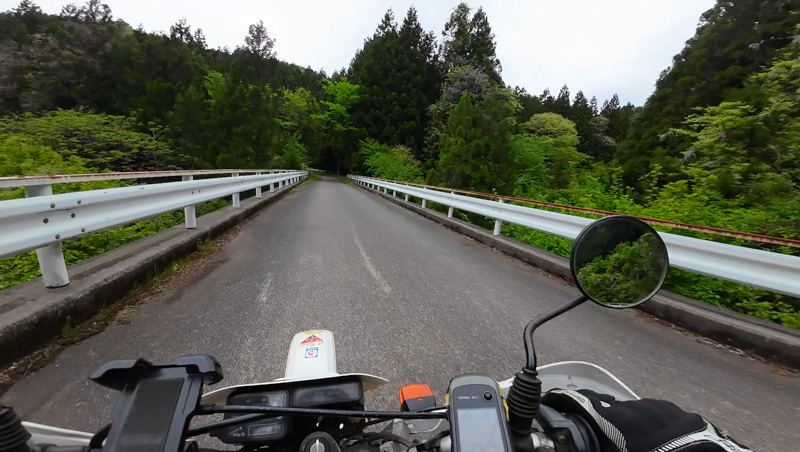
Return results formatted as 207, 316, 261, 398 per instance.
499, 361, 639, 401
201, 329, 388, 405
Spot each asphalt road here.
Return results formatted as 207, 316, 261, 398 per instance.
3, 177, 799, 450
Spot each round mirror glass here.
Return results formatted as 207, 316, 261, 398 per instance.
570, 216, 668, 308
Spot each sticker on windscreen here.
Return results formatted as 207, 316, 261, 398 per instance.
305, 347, 319, 358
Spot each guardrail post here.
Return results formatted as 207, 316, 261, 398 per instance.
24, 185, 69, 288
270, 182, 275, 192
493, 199, 504, 236
392, 190, 396, 197
404, 193, 409, 202
182, 175, 197, 229
448, 191, 454, 218
232, 173, 241, 208
255, 172, 262, 199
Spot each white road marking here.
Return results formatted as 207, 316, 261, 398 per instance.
352, 225, 392, 294
258, 273, 273, 304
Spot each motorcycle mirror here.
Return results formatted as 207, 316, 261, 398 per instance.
507, 216, 669, 434
570, 216, 669, 308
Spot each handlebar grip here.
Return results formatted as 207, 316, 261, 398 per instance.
0, 405, 31, 452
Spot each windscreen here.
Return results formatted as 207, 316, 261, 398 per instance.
456, 407, 505, 452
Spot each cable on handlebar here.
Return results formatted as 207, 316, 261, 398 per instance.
187, 406, 446, 437
186, 414, 276, 437
197, 405, 447, 419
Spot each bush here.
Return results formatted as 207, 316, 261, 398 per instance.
0, 113, 227, 290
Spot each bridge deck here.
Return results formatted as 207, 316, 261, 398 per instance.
2, 176, 798, 450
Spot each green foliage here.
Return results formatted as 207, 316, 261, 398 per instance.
359, 139, 424, 182
665, 269, 799, 329
440, 3, 502, 84
348, 7, 439, 157
576, 233, 666, 305
0, 134, 120, 200
522, 113, 578, 143
516, 114, 587, 189
0, 110, 186, 172
665, 41, 800, 205
271, 139, 309, 170
618, 0, 800, 190
311, 78, 361, 173
436, 90, 518, 192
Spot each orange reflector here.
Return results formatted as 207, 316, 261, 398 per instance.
399, 384, 436, 412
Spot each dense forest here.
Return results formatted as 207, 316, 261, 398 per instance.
1, 0, 799, 328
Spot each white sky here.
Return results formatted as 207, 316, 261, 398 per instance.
14, 0, 716, 105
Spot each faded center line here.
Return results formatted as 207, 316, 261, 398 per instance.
352, 224, 392, 294
259, 273, 273, 304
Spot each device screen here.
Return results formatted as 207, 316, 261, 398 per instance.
456, 407, 505, 452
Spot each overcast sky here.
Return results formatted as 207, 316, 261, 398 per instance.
21, 0, 716, 105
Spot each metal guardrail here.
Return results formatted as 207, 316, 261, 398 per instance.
0, 170, 307, 288
350, 175, 800, 298
351, 177, 800, 248
0, 169, 290, 189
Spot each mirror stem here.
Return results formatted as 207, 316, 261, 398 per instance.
524, 295, 588, 369
508, 295, 589, 436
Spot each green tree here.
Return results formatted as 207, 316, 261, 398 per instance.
348, 7, 440, 158
519, 113, 587, 189
570, 90, 596, 156
523, 112, 578, 139
514, 86, 546, 123
436, 89, 518, 193
359, 139, 424, 182
171, 84, 209, 168
551, 85, 572, 118
669, 38, 800, 203
440, 3, 502, 84
280, 87, 324, 166
618, 0, 800, 191
244, 20, 275, 58
271, 138, 308, 170
311, 78, 361, 173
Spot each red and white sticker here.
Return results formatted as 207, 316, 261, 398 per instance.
305, 347, 319, 358
300, 334, 323, 345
